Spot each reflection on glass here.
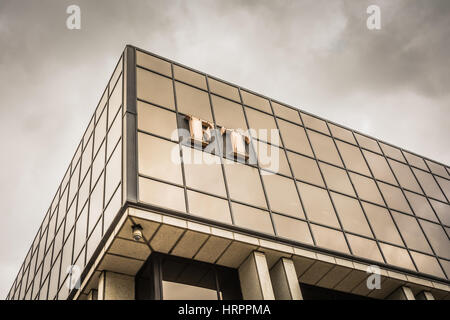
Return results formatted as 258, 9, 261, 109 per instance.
137, 101, 178, 141
379, 243, 415, 271
392, 211, 432, 254
363, 150, 397, 185
362, 202, 403, 246
262, 174, 304, 218
272, 214, 313, 245
413, 168, 446, 201
311, 224, 350, 254
388, 159, 422, 193
379, 143, 405, 163
241, 91, 272, 113
354, 133, 382, 154
173, 65, 207, 90
231, 202, 274, 235
419, 220, 450, 259
277, 120, 313, 156
139, 177, 186, 212
330, 192, 372, 237
208, 78, 240, 102
246, 108, 280, 146
349, 172, 384, 205
175, 81, 213, 122
272, 102, 300, 123
212, 95, 247, 130
378, 182, 412, 214
319, 162, 355, 196
301, 113, 329, 135
346, 234, 383, 263
288, 152, 324, 187
187, 190, 232, 224
411, 251, 445, 279
137, 68, 174, 109
307, 130, 343, 167
336, 141, 371, 176
403, 151, 428, 171
136, 50, 172, 77
297, 182, 340, 228
329, 124, 356, 145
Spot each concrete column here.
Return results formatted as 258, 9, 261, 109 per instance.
387, 286, 415, 300
98, 271, 135, 300
238, 251, 275, 300
270, 258, 303, 300
415, 291, 435, 300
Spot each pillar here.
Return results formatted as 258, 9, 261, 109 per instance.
387, 286, 415, 300
238, 251, 275, 300
270, 258, 303, 300
98, 271, 135, 300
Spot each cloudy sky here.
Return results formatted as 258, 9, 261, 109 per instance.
0, 0, 449, 297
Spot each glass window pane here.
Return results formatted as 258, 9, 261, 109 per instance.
425, 160, 450, 179
272, 102, 300, 123
108, 75, 122, 128
137, 101, 178, 141
105, 143, 121, 205
288, 152, 324, 187
429, 199, 450, 226
231, 202, 274, 235
223, 160, 267, 208
411, 252, 445, 279
388, 159, 422, 193
89, 174, 104, 235
106, 109, 122, 160
308, 130, 343, 167
439, 259, 450, 279
272, 214, 313, 245
380, 143, 405, 163
347, 234, 384, 263
103, 184, 121, 234
436, 176, 450, 201
80, 136, 93, 183
262, 174, 304, 219
109, 56, 122, 94
330, 192, 372, 237
74, 205, 87, 261
378, 182, 412, 214
355, 133, 382, 154
278, 120, 313, 156
136, 51, 172, 77
349, 172, 384, 205
392, 211, 432, 254
311, 224, 350, 254
403, 151, 428, 171
211, 95, 247, 130
413, 168, 446, 201
208, 78, 240, 102
163, 281, 217, 300
91, 141, 105, 188
138, 133, 183, 184
329, 124, 356, 145
241, 91, 272, 114
182, 146, 226, 197
379, 243, 415, 271
187, 190, 232, 224
77, 170, 90, 215
419, 220, 450, 259
94, 108, 107, 155
255, 141, 290, 176
68, 162, 80, 209
246, 108, 280, 146
297, 182, 340, 228
301, 113, 329, 135
96, 89, 107, 125
86, 217, 102, 263
175, 82, 212, 122
336, 141, 371, 176
173, 65, 206, 90
319, 162, 355, 196
137, 68, 175, 109
363, 150, 397, 185
139, 177, 186, 212
362, 202, 403, 246
405, 191, 438, 222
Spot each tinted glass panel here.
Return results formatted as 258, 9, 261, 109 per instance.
349, 172, 384, 205
139, 177, 186, 212
355, 133, 381, 154
211, 95, 247, 130
137, 68, 174, 109
392, 211, 432, 254
330, 192, 372, 237
413, 168, 446, 201
231, 202, 274, 235
208, 78, 240, 102
277, 120, 313, 156
388, 159, 422, 193
137, 101, 178, 141
311, 224, 350, 254
329, 124, 356, 144
346, 234, 383, 263
187, 190, 232, 224
419, 220, 450, 259
429, 199, 450, 226
262, 174, 304, 218
362, 202, 403, 246
297, 182, 340, 228
378, 182, 412, 214
288, 152, 324, 187
379, 243, 415, 271
405, 191, 438, 222
138, 133, 183, 184
246, 108, 280, 146
241, 91, 272, 113
301, 113, 329, 135
411, 252, 445, 279
319, 162, 355, 196
173, 65, 207, 90
380, 143, 405, 163
175, 82, 212, 122
363, 150, 397, 185
136, 51, 172, 76
272, 214, 313, 245
272, 102, 300, 123
336, 141, 371, 176
403, 151, 428, 171
308, 130, 342, 167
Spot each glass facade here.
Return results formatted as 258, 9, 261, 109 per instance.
6, 46, 450, 300
7, 54, 124, 300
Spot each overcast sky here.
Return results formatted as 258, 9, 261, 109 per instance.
0, 0, 449, 298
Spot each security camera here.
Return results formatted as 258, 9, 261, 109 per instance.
131, 224, 143, 241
